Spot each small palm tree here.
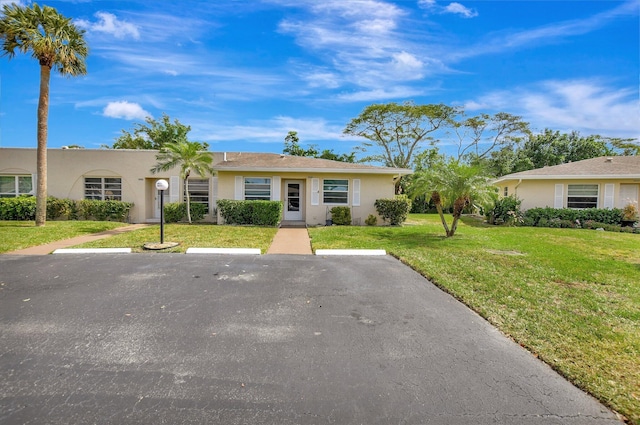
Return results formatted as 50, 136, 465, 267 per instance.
410, 160, 495, 237
151, 141, 214, 223
0, 4, 88, 226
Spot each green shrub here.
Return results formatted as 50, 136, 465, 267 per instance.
217, 200, 283, 226
485, 195, 523, 225
365, 214, 377, 226
524, 207, 623, 227
47, 197, 74, 220
0, 196, 36, 220
163, 202, 206, 223
374, 195, 411, 225
330, 206, 351, 225
76, 199, 133, 221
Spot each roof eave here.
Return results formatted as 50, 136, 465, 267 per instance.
494, 174, 640, 183
214, 166, 413, 175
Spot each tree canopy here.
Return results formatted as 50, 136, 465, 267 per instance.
0, 3, 88, 226
344, 102, 458, 169
108, 114, 208, 150
283, 131, 355, 163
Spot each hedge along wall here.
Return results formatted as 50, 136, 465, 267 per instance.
217, 200, 283, 226
0, 196, 133, 222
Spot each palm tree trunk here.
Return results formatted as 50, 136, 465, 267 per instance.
432, 191, 450, 236
185, 178, 192, 224
35, 64, 51, 227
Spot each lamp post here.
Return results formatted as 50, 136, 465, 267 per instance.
155, 179, 169, 244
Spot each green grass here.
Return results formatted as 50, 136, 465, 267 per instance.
74, 223, 278, 253
309, 214, 640, 424
0, 220, 127, 253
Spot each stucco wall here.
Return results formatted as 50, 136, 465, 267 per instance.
216, 171, 396, 225
498, 178, 640, 210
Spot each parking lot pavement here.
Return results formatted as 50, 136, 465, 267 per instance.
0, 254, 621, 424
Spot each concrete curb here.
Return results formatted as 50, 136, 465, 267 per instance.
53, 248, 132, 254
186, 248, 261, 255
315, 249, 386, 256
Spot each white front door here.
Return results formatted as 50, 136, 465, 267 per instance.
154, 188, 169, 219
284, 180, 303, 221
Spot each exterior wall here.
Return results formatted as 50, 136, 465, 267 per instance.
0, 148, 185, 223
498, 178, 640, 210
216, 171, 396, 225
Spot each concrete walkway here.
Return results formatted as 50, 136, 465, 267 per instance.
4, 224, 150, 256
266, 227, 312, 255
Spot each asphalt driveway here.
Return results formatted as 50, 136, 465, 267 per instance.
0, 254, 620, 424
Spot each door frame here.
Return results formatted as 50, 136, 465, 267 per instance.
284, 180, 304, 221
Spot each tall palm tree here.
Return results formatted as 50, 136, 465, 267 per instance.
410, 160, 495, 237
151, 141, 214, 224
0, 3, 88, 226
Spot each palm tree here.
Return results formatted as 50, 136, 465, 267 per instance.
151, 141, 214, 223
0, 4, 88, 226
410, 160, 495, 237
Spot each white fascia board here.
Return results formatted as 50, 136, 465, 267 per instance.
215, 167, 413, 175
494, 174, 640, 183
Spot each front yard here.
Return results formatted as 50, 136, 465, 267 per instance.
1, 216, 638, 422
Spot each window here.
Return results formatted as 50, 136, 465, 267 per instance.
244, 177, 271, 200
503, 186, 508, 197
187, 179, 210, 213
0, 175, 33, 197
323, 179, 348, 204
567, 184, 598, 209
84, 177, 122, 200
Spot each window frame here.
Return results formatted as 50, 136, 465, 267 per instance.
567, 184, 599, 209
244, 177, 271, 201
0, 175, 33, 198
84, 177, 122, 201
322, 178, 349, 205
186, 178, 210, 213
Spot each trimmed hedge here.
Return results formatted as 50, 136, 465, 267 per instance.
374, 195, 411, 225
329, 206, 351, 225
523, 207, 624, 227
485, 195, 523, 226
0, 196, 132, 222
163, 202, 207, 223
217, 199, 283, 226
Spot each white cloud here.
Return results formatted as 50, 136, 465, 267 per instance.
337, 86, 426, 102
75, 12, 140, 40
464, 79, 639, 139
418, 0, 478, 18
0, 0, 29, 6
443, 2, 478, 18
103, 101, 150, 120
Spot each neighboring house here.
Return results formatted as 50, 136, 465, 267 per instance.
493, 156, 640, 211
0, 148, 412, 225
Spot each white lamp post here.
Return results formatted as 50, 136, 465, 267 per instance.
155, 179, 169, 243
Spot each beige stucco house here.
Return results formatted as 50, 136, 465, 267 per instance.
493, 156, 640, 211
0, 148, 411, 225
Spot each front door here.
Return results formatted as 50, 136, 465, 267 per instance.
284, 180, 303, 221
154, 188, 169, 219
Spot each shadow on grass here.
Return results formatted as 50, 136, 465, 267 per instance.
459, 215, 490, 228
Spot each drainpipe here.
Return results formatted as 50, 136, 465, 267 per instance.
514, 178, 522, 196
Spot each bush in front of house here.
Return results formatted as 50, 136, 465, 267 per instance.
329, 206, 351, 225
163, 202, 206, 223
365, 214, 377, 226
0, 196, 37, 220
374, 195, 411, 225
485, 195, 523, 226
0, 196, 132, 222
216, 200, 283, 226
523, 207, 624, 227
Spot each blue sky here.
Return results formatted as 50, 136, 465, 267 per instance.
1, 0, 638, 158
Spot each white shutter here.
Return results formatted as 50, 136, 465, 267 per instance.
169, 176, 180, 203
554, 184, 564, 209
234, 176, 243, 200
603, 184, 614, 209
311, 178, 319, 206
31, 174, 37, 195
352, 179, 361, 206
211, 176, 218, 203
272, 176, 281, 201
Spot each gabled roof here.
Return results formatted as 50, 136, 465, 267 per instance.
494, 156, 640, 182
213, 152, 413, 175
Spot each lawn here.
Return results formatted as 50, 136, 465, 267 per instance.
74, 223, 278, 254
309, 214, 640, 424
0, 220, 127, 253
